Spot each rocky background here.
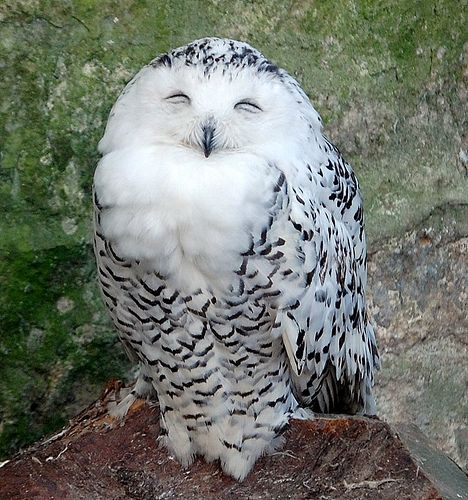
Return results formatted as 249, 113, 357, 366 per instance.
1, 0, 466, 471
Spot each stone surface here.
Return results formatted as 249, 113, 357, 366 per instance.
370, 204, 468, 471
0, 0, 467, 474
396, 422, 468, 500
0, 387, 458, 500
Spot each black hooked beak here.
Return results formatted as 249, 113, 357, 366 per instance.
201, 123, 215, 158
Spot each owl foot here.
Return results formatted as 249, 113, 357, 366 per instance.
291, 407, 315, 420
108, 372, 155, 419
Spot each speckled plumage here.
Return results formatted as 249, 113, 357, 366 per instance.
93, 37, 379, 480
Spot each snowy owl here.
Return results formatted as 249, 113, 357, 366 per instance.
93, 37, 379, 480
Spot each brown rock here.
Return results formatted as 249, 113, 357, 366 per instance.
2, 384, 466, 499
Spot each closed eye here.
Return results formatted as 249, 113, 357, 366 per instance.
165, 93, 191, 104
234, 100, 262, 113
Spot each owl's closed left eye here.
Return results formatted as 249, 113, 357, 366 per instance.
165, 93, 191, 104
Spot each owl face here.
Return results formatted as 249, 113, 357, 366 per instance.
99, 38, 321, 159
144, 63, 302, 158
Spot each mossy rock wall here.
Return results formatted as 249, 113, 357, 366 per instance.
1, 0, 466, 469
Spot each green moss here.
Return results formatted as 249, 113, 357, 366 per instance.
0, 244, 130, 457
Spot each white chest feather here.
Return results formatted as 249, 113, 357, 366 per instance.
94, 146, 274, 291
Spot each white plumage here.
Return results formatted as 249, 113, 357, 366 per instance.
93, 37, 379, 480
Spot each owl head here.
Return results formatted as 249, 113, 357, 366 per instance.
99, 37, 322, 160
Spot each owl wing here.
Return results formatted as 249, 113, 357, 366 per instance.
273, 142, 379, 415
